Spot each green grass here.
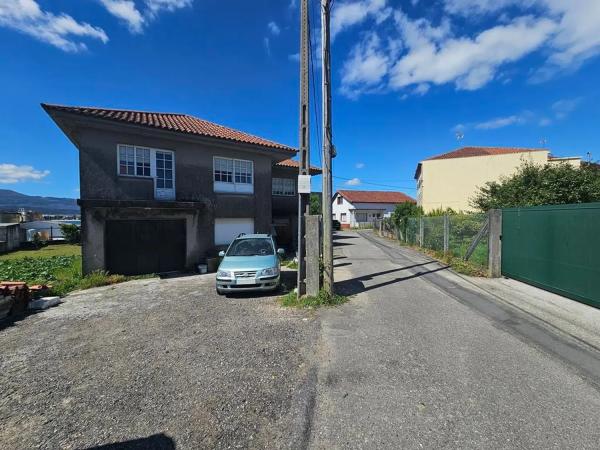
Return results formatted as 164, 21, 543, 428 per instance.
0, 244, 81, 261
0, 244, 154, 296
279, 289, 349, 309
411, 246, 487, 277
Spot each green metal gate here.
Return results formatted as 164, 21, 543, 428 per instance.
502, 203, 600, 308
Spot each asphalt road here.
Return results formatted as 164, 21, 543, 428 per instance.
308, 231, 600, 449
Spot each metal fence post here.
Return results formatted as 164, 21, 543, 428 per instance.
419, 217, 424, 247
488, 209, 502, 278
443, 215, 449, 254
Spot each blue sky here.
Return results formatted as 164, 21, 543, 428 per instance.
1, 0, 600, 198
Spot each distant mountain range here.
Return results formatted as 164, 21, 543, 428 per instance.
0, 189, 79, 215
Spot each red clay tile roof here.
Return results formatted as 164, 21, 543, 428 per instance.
275, 158, 322, 174
336, 190, 415, 204
42, 104, 295, 153
425, 146, 546, 161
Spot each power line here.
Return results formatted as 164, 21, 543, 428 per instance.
333, 175, 416, 191
307, 2, 322, 168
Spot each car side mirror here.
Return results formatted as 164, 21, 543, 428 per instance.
277, 248, 285, 256
218, 250, 225, 257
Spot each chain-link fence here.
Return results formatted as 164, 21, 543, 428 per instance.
377, 213, 489, 270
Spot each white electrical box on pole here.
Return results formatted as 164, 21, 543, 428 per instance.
321, 0, 334, 294
297, 0, 310, 298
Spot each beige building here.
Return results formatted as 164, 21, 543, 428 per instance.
415, 146, 581, 213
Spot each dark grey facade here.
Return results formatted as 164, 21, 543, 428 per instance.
45, 107, 299, 275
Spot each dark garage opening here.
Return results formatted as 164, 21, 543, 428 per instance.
105, 220, 186, 276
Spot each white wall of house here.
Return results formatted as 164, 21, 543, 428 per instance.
332, 193, 352, 225
331, 194, 398, 227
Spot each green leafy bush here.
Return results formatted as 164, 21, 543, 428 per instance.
59, 224, 81, 244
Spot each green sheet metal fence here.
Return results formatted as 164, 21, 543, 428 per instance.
502, 202, 600, 308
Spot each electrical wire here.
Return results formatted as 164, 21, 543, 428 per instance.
307, 2, 322, 168
333, 175, 417, 191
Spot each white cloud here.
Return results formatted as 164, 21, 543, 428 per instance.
474, 114, 526, 130
339, 1, 600, 97
264, 36, 271, 56
345, 177, 362, 186
552, 97, 581, 119
341, 32, 389, 97
0, 0, 108, 52
389, 13, 555, 91
355, 162, 366, 169
443, 0, 600, 80
288, 52, 300, 62
99, 0, 192, 32
332, 0, 391, 37
99, 0, 144, 33
144, 0, 192, 17
0, 164, 50, 184
268, 21, 280, 36
289, 0, 297, 9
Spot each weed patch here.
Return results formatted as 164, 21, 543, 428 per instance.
280, 289, 349, 309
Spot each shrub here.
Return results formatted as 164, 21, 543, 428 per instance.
59, 223, 81, 244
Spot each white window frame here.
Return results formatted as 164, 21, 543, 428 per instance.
272, 177, 296, 196
340, 213, 347, 222
213, 156, 254, 194
116, 144, 176, 198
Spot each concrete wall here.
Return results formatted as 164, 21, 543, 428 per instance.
0, 224, 21, 254
418, 151, 549, 213
81, 205, 209, 274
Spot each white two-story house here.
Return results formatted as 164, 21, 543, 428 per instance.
332, 190, 415, 228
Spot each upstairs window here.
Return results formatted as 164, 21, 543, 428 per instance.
214, 157, 254, 194
337, 196, 343, 205
118, 145, 135, 176
118, 145, 151, 177
272, 178, 296, 196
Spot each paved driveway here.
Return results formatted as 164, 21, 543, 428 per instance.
0, 274, 317, 449
309, 231, 600, 449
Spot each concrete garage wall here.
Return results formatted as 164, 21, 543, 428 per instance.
81, 205, 211, 274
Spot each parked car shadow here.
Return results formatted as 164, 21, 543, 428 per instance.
221, 269, 297, 299
84, 433, 175, 450
335, 261, 448, 296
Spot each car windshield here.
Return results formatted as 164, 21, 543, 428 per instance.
226, 238, 274, 257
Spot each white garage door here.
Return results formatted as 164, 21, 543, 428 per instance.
214, 218, 255, 246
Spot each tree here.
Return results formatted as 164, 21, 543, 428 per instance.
391, 201, 423, 239
309, 193, 321, 215
59, 223, 81, 244
471, 162, 600, 211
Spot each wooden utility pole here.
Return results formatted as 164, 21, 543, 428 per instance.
297, 0, 310, 298
321, 0, 334, 294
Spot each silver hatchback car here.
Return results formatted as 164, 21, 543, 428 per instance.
216, 234, 285, 295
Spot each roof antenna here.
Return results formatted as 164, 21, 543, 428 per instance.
539, 138, 548, 148
455, 131, 464, 142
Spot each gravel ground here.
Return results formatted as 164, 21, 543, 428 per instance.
0, 273, 318, 450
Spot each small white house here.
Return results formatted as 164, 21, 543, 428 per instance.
331, 190, 415, 228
